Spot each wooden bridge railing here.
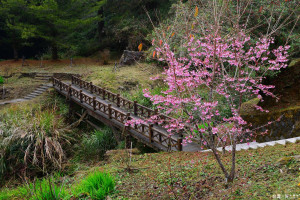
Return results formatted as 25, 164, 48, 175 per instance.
53, 77, 182, 151
71, 76, 159, 119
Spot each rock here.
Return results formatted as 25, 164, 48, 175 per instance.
119, 50, 144, 66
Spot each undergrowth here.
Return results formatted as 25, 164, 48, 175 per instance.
26, 174, 69, 200
77, 127, 117, 161
0, 93, 72, 182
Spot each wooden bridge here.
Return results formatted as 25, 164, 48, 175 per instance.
53, 76, 201, 152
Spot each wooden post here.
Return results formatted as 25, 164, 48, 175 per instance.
68, 100, 74, 119
90, 82, 93, 94
125, 134, 131, 149
125, 112, 130, 124
80, 90, 83, 103
134, 101, 137, 115
178, 132, 183, 151
79, 80, 82, 88
117, 94, 120, 107
102, 89, 106, 100
108, 104, 112, 119
159, 133, 162, 143
68, 84, 72, 97
149, 124, 153, 143
71, 76, 74, 84
59, 80, 62, 91
155, 109, 159, 125
93, 97, 96, 110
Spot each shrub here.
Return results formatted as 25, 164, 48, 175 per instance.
0, 76, 4, 84
79, 127, 117, 160
76, 171, 115, 200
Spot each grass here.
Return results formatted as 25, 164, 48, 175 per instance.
0, 93, 73, 181
0, 59, 299, 199
73, 171, 115, 199
27, 175, 69, 200
0, 187, 28, 200
100, 143, 299, 199
86, 63, 161, 92
0, 60, 161, 102
77, 127, 117, 161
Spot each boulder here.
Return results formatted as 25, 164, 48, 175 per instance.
119, 50, 144, 66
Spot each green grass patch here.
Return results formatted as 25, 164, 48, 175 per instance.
0, 76, 4, 85
74, 171, 115, 199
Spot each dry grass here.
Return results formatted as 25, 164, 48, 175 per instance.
0, 93, 72, 179
85, 63, 162, 92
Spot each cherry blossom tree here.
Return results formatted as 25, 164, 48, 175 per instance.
127, 26, 289, 182
148, 28, 289, 182
130, 0, 293, 182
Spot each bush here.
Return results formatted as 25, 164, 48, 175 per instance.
79, 127, 117, 160
76, 171, 115, 200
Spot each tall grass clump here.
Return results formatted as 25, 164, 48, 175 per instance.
75, 171, 115, 200
0, 94, 73, 182
26, 175, 69, 200
79, 127, 117, 160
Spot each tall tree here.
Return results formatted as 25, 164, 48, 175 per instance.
27, 0, 105, 60
0, 0, 33, 60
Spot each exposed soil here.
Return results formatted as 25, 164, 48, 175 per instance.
0, 58, 104, 68
0, 85, 39, 101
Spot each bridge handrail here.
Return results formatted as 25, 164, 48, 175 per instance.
53, 77, 182, 151
71, 76, 166, 119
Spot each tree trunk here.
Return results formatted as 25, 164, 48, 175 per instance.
97, 6, 105, 41
227, 138, 237, 183
13, 44, 18, 61
51, 43, 58, 60
211, 147, 229, 180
